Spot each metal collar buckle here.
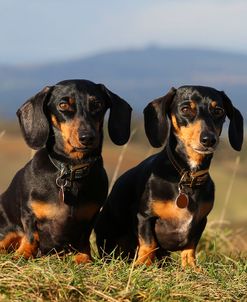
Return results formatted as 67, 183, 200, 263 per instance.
166, 145, 209, 188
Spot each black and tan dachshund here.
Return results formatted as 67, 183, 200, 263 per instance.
0, 79, 132, 263
95, 85, 243, 268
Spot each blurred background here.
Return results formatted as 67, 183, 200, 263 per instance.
0, 0, 246, 250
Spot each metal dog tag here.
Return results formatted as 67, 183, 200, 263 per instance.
175, 192, 189, 208
56, 172, 67, 204
58, 186, 64, 203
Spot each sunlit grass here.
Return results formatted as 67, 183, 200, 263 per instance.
0, 236, 246, 302
0, 127, 246, 301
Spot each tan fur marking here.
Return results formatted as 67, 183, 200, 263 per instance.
151, 200, 191, 220
74, 241, 92, 264
15, 232, 39, 259
51, 115, 85, 159
31, 200, 68, 220
60, 118, 80, 146
210, 103, 222, 136
190, 101, 197, 110
210, 101, 217, 108
135, 238, 157, 266
171, 114, 180, 132
0, 232, 23, 250
60, 119, 85, 160
51, 114, 60, 128
74, 253, 92, 264
171, 114, 205, 166
181, 244, 196, 269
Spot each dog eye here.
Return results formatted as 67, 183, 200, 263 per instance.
212, 106, 224, 117
58, 100, 70, 111
181, 105, 191, 114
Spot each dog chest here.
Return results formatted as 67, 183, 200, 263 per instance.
150, 198, 213, 250
30, 200, 100, 221
30, 200, 100, 251
151, 200, 193, 250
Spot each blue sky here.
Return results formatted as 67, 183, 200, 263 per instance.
1, 0, 247, 64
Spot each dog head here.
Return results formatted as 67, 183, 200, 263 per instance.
144, 86, 243, 166
17, 80, 132, 161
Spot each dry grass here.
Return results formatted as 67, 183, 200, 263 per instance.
0, 127, 246, 301
0, 240, 246, 302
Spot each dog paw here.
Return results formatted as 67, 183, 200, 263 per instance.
74, 253, 92, 264
13, 250, 34, 260
181, 263, 203, 273
134, 257, 154, 266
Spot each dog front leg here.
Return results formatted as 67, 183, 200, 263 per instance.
15, 210, 39, 259
181, 243, 197, 269
134, 214, 157, 266
74, 226, 92, 264
181, 217, 207, 270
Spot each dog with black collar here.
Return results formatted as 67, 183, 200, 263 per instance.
0, 79, 132, 263
95, 85, 243, 268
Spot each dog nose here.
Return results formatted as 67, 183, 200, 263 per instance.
79, 133, 95, 145
200, 132, 217, 148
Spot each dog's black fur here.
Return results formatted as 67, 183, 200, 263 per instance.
95, 86, 243, 268
0, 79, 132, 263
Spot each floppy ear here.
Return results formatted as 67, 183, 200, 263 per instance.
221, 91, 244, 151
98, 84, 132, 145
143, 87, 176, 148
16, 86, 52, 150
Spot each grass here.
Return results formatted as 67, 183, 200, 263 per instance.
0, 127, 246, 301
0, 238, 246, 302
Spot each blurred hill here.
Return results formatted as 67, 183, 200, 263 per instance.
0, 46, 247, 118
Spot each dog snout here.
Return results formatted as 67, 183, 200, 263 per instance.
200, 131, 217, 148
79, 133, 96, 145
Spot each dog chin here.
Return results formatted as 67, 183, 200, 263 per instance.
71, 145, 99, 159
73, 146, 92, 152
193, 147, 215, 155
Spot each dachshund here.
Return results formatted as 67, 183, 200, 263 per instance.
0, 79, 132, 263
95, 85, 243, 268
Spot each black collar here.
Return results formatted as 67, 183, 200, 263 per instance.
48, 155, 101, 183
166, 144, 209, 191
48, 155, 101, 209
